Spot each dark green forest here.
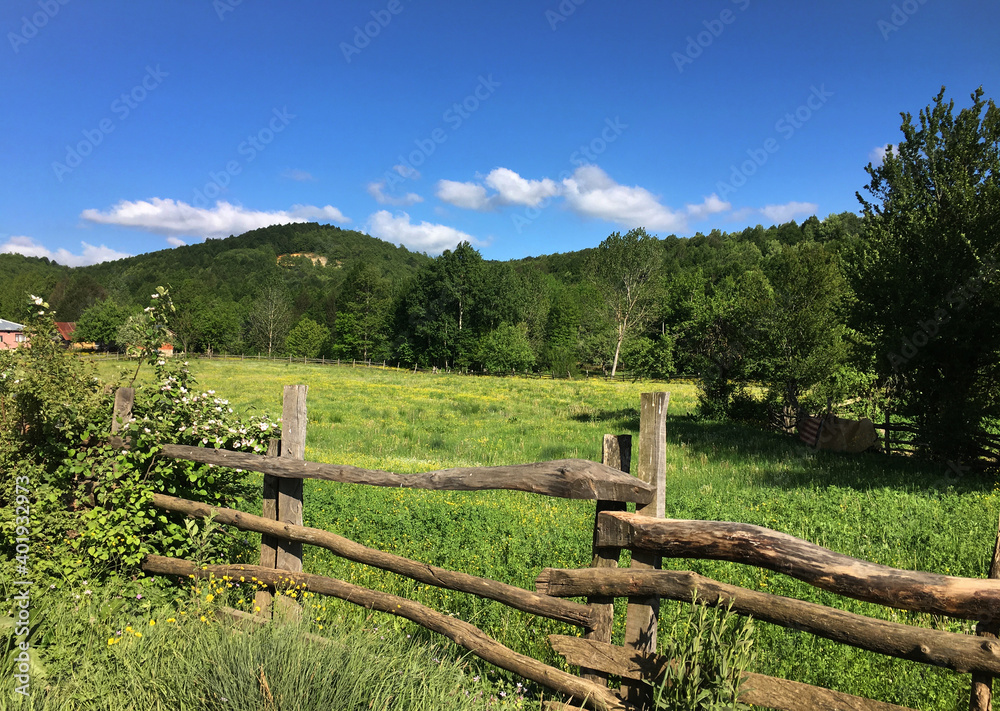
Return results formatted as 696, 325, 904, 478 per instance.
3, 88, 998, 463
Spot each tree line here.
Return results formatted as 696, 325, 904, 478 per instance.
5, 88, 998, 464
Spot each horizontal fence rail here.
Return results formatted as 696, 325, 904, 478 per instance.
151, 492, 595, 628
536, 568, 1000, 676
157, 444, 654, 504
596, 511, 1000, 622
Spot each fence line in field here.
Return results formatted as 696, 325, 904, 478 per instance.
113, 386, 1000, 711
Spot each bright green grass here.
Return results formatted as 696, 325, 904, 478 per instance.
88, 356, 1000, 708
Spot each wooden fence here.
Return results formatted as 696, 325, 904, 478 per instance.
122, 386, 1000, 711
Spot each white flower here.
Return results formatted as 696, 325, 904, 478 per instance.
30, 295, 43, 305
151, 293, 159, 299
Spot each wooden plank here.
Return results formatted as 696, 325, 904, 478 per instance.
581, 435, 631, 686
254, 438, 281, 619
548, 636, 915, 711
156, 444, 654, 504
109, 387, 135, 448
623, 392, 668, 708
596, 511, 1000, 623
277, 385, 306, 574
142, 555, 627, 711
151, 492, 594, 627
536, 567, 1000, 677
970, 514, 1000, 710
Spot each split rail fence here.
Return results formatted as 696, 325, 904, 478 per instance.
118, 386, 1000, 711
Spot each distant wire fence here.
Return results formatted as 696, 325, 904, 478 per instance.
80, 350, 697, 383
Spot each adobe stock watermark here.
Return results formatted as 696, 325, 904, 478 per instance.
511, 116, 628, 233
672, 0, 751, 73
8, 0, 71, 54
341, 0, 405, 63
877, 0, 929, 40
887, 259, 997, 369
715, 84, 833, 201
11, 470, 33, 697
546, 0, 585, 31
192, 107, 296, 207
52, 65, 168, 182
213, 0, 243, 21
373, 74, 501, 195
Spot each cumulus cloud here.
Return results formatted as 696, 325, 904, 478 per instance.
437, 168, 561, 211
561, 165, 686, 231
367, 181, 423, 206
281, 168, 316, 182
367, 210, 483, 254
166, 236, 187, 247
685, 193, 731, 221
80, 198, 350, 241
1, 235, 130, 267
759, 201, 819, 223
436, 180, 491, 210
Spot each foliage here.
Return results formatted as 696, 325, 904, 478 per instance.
653, 598, 755, 711
73, 298, 133, 348
247, 285, 291, 356
855, 86, 1000, 461
622, 332, 674, 380
285, 316, 330, 359
477, 323, 536, 374
588, 227, 662, 378
0, 289, 278, 585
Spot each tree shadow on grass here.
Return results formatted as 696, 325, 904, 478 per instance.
575, 409, 994, 495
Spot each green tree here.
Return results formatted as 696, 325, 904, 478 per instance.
285, 317, 330, 358
588, 228, 662, 378
248, 285, 291, 356
854, 87, 1000, 461
477, 323, 536, 374
74, 298, 133, 348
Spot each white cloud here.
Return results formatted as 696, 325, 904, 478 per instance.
80, 198, 350, 240
759, 201, 818, 223
0, 235, 130, 267
685, 193, 731, 221
281, 168, 315, 181
367, 210, 483, 254
367, 181, 423, 206
869, 144, 896, 165
437, 168, 561, 211
484, 168, 560, 207
393, 164, 420, 180
435, 180, 491, 210
166, 236, 187, 247
561, 165, 686, 231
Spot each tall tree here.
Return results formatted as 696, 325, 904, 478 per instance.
588, 228, 662, 378
248, 285, 291, 356
854, 87, 1000, 461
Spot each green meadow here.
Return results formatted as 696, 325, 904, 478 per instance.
91, 357, 1000, 708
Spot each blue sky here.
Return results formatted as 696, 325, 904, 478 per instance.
2, 1, 998, 265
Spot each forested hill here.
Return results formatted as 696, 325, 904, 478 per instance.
1, 212, 869, 391
0, 223, 431, 322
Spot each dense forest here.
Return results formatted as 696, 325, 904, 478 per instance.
3, 88, 998, 463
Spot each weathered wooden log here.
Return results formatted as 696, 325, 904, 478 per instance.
255, 438, 281, 618
142, 556, 626, 711
596, 511, 1000, 622
548, 636, 915, 711
157, 444, 653, 504
623, 392, 668, 708
536, 567, 1000, 676
151, 492, 594, 628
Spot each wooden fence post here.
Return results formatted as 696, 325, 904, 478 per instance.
623, 392, 668, 707
254, 438, 281, 618
274, 384, 307, 621
581, 434, 632, 687
970, 515, 1000, 710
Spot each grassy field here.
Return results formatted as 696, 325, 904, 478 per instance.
93, 357, 1000, 708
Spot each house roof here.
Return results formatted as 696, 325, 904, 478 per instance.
55, 322, 76, 340
0, 319, 24, 331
